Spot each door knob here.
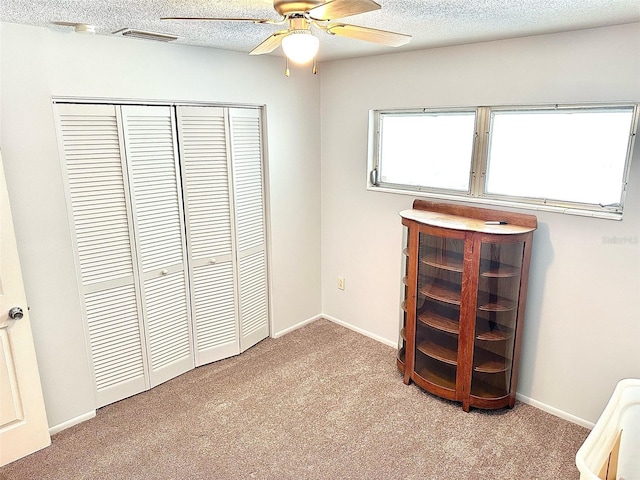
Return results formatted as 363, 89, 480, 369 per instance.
8, 307, 24, 320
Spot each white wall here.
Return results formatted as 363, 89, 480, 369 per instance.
2, 19, 639, 432
0, 22, 322, 429
320, 23, 640, 425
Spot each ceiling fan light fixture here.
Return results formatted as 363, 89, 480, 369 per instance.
281, 30, 319, 64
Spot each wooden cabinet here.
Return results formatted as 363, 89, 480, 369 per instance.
398, 200, 537, 411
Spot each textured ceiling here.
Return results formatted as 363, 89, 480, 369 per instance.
1, 0, 639, 61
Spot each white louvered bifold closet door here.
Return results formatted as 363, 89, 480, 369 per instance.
229, 108, 269, 351
57, 102, 269, 408
120, 106, 194, 386
177, 106, 240, 366
55, 103, 148, 408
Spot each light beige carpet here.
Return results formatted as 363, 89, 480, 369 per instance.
0, 319, 588, 479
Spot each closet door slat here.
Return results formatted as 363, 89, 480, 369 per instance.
238, 249, 268, 345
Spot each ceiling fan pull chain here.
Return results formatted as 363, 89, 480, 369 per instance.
285, 56, 290, 77
313, 57, 318, 75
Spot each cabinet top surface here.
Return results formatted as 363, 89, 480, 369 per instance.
400, 209, 536, 235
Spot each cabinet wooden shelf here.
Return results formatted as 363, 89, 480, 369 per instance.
418, 310, 460, 335
422, 253, 464, 272
419, 281, 462, 305
478, 298, 517, 312
415, 356, 457, 393
397, 200, 536, 411
470, 377, 509, 399
478, 299, 516, 312
417, 336, 510, 374
475, 327, 513, 342
480, 263, 519, 278
417, 337, 458, 366
473, 346, 509, 373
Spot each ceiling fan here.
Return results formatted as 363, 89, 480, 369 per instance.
162, 0, 411, 73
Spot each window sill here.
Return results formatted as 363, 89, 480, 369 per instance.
367, 185, 623, 221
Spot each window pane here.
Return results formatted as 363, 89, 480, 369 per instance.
486, 108, 634, 206
379, 112, 476, 191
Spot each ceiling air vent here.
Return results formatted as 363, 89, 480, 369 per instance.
51, 22, 96, 33
113, 28, 178, 42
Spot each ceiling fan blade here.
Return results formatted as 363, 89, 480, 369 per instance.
309, 0, 381, 21
249, 30, 289, 55
325, 23, 411, 47
161, 17, 278, 24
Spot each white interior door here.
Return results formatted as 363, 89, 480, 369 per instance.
0, 151, 51, 466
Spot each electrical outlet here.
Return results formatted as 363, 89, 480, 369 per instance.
338, 276, 345, 290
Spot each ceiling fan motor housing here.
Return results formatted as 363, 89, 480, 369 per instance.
274, 0, 325, 16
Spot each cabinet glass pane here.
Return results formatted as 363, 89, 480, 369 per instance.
415, 233, 463, 391
471, 241, 524, 398
398, 226, 409, 362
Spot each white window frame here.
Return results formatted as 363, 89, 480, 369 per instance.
368, 104, 639, 220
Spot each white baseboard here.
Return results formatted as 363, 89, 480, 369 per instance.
516, 393, 594, 429
270, 314, 595, 430
271, 313, 323, 338
320, 315, 594, 429
49, 410, 96, 435
272, 313, 397, 348
322, 314, 397, 348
